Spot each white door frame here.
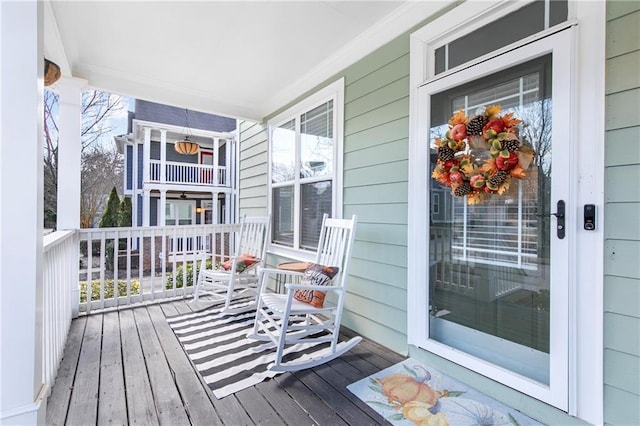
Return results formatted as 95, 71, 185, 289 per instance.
407, 1, 605, 424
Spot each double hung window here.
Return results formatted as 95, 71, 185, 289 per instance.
269, 79, 344, 251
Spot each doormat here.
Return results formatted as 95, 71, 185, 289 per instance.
167, 299, 353, 399
347, 358, 544, 425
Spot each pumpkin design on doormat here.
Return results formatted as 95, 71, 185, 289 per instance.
347, 359, 544, 426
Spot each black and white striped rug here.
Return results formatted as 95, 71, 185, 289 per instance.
167, 299, 345, 398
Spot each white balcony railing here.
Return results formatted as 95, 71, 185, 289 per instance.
77, 223, 239, 314
42, 229, 77, 391
149, 160, 228, 186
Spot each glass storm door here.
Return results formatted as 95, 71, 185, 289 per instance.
421, 31, 572, 408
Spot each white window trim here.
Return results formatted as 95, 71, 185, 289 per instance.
163, 199, 196, 226
407, 1, 604, 424
267, 78, 344, 261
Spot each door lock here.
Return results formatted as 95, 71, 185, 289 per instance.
552, 200, 565, 239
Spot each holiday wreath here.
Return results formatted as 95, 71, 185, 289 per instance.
431, 104, 535, 205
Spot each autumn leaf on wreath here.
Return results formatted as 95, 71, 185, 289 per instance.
502, 112, 522, 129
510, 164, 526, 179
448, 109, 468, 126
485, 104, 501, 118
497, 180, 511, 195
467, 192, 484, 205
480, 158, 498, 175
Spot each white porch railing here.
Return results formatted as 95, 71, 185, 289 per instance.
77, 223, 239, 314
42, 229, 77, 390
149, 160, 228, 186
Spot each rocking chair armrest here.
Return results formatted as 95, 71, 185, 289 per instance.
284, 283, 343, 292
259, 268, 305, 278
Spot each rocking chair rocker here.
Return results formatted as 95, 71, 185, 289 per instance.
248, 214, 361, 371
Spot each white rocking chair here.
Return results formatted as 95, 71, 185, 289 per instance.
248, 214, 361, 372
192, 215, 270, 311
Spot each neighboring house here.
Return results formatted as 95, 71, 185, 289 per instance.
115, 100, 238, 228
236, 2, 637, 426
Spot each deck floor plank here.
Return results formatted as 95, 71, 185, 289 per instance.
274, 374, 349, 426
147, 304, 223, 425
97, 311, 127, 425
119, 309, 160, 425
235, 386, 284, 424
66, 314, 102, 426
293, 368, 381, 426
314, 362, 389, 424
46, 316, 87, 426
133, 308, 191, 425
255, 376, 317, 425
48, 298, 405, 426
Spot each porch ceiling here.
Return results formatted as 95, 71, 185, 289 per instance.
44, 1, 450, 122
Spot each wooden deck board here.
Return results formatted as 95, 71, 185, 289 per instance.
255, 377, 316, 425
98, 312, 127, 425
66, 314, 102, 426
46, 316, 87, 426
147, 304, 223, 425
47, 299, 405, 425
133, 308, 191, 425
119, 309, 160, 425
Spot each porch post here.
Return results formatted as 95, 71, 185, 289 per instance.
57, 77, 86, 230
159, 190, 167, 226
213, 137, 220, 185
0, 1, 47, 424
160, 129, 167, 183
131, 137, 139, 226
142, 127, 151, 227
142, 189, 151, 227
212, 192, 219, 224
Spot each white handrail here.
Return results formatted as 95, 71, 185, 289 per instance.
77, 223, 240, 314
42, 229, 77, 392
148, 160, 228, 186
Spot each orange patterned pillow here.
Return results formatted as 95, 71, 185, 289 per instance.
221, 253, 257, 273
293, 263, 340, 308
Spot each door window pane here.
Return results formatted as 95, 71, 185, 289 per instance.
429, 54, 553, 384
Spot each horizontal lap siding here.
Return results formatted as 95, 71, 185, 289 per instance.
342, 36, 410, 354
604, 2, 640, 425
238, 121, 268, 217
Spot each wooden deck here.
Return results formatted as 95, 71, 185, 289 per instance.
46, 298, 406, 425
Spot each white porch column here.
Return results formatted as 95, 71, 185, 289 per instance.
212, 193, 219, 224
160, 129, 167, 183
159, 190, 167, 226
131, 137, 139, 226
213, 137, 220, 185
225, 193, 231, 225
57, 77, 86, 230
142, 189, 151, 227
142, 127, 151, 227
0, 1, 47, 424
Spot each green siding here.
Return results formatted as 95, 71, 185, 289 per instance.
605, 3, 640, 425
238, 121, 268, 217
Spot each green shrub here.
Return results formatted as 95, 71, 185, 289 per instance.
79, 279, 140, 303
166, 259, 213, 289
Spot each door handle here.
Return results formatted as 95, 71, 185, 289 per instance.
553, 200, 565, 239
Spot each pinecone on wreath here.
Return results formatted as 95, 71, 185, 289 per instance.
466, 115, 488, 136
502, 139, 520, 152
438, 146, 455, 161
487, 170, 510, 187
453, 181, 472, 196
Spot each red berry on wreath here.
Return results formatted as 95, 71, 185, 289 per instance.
495, 151, 519, 171
450, 123, 467, 141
